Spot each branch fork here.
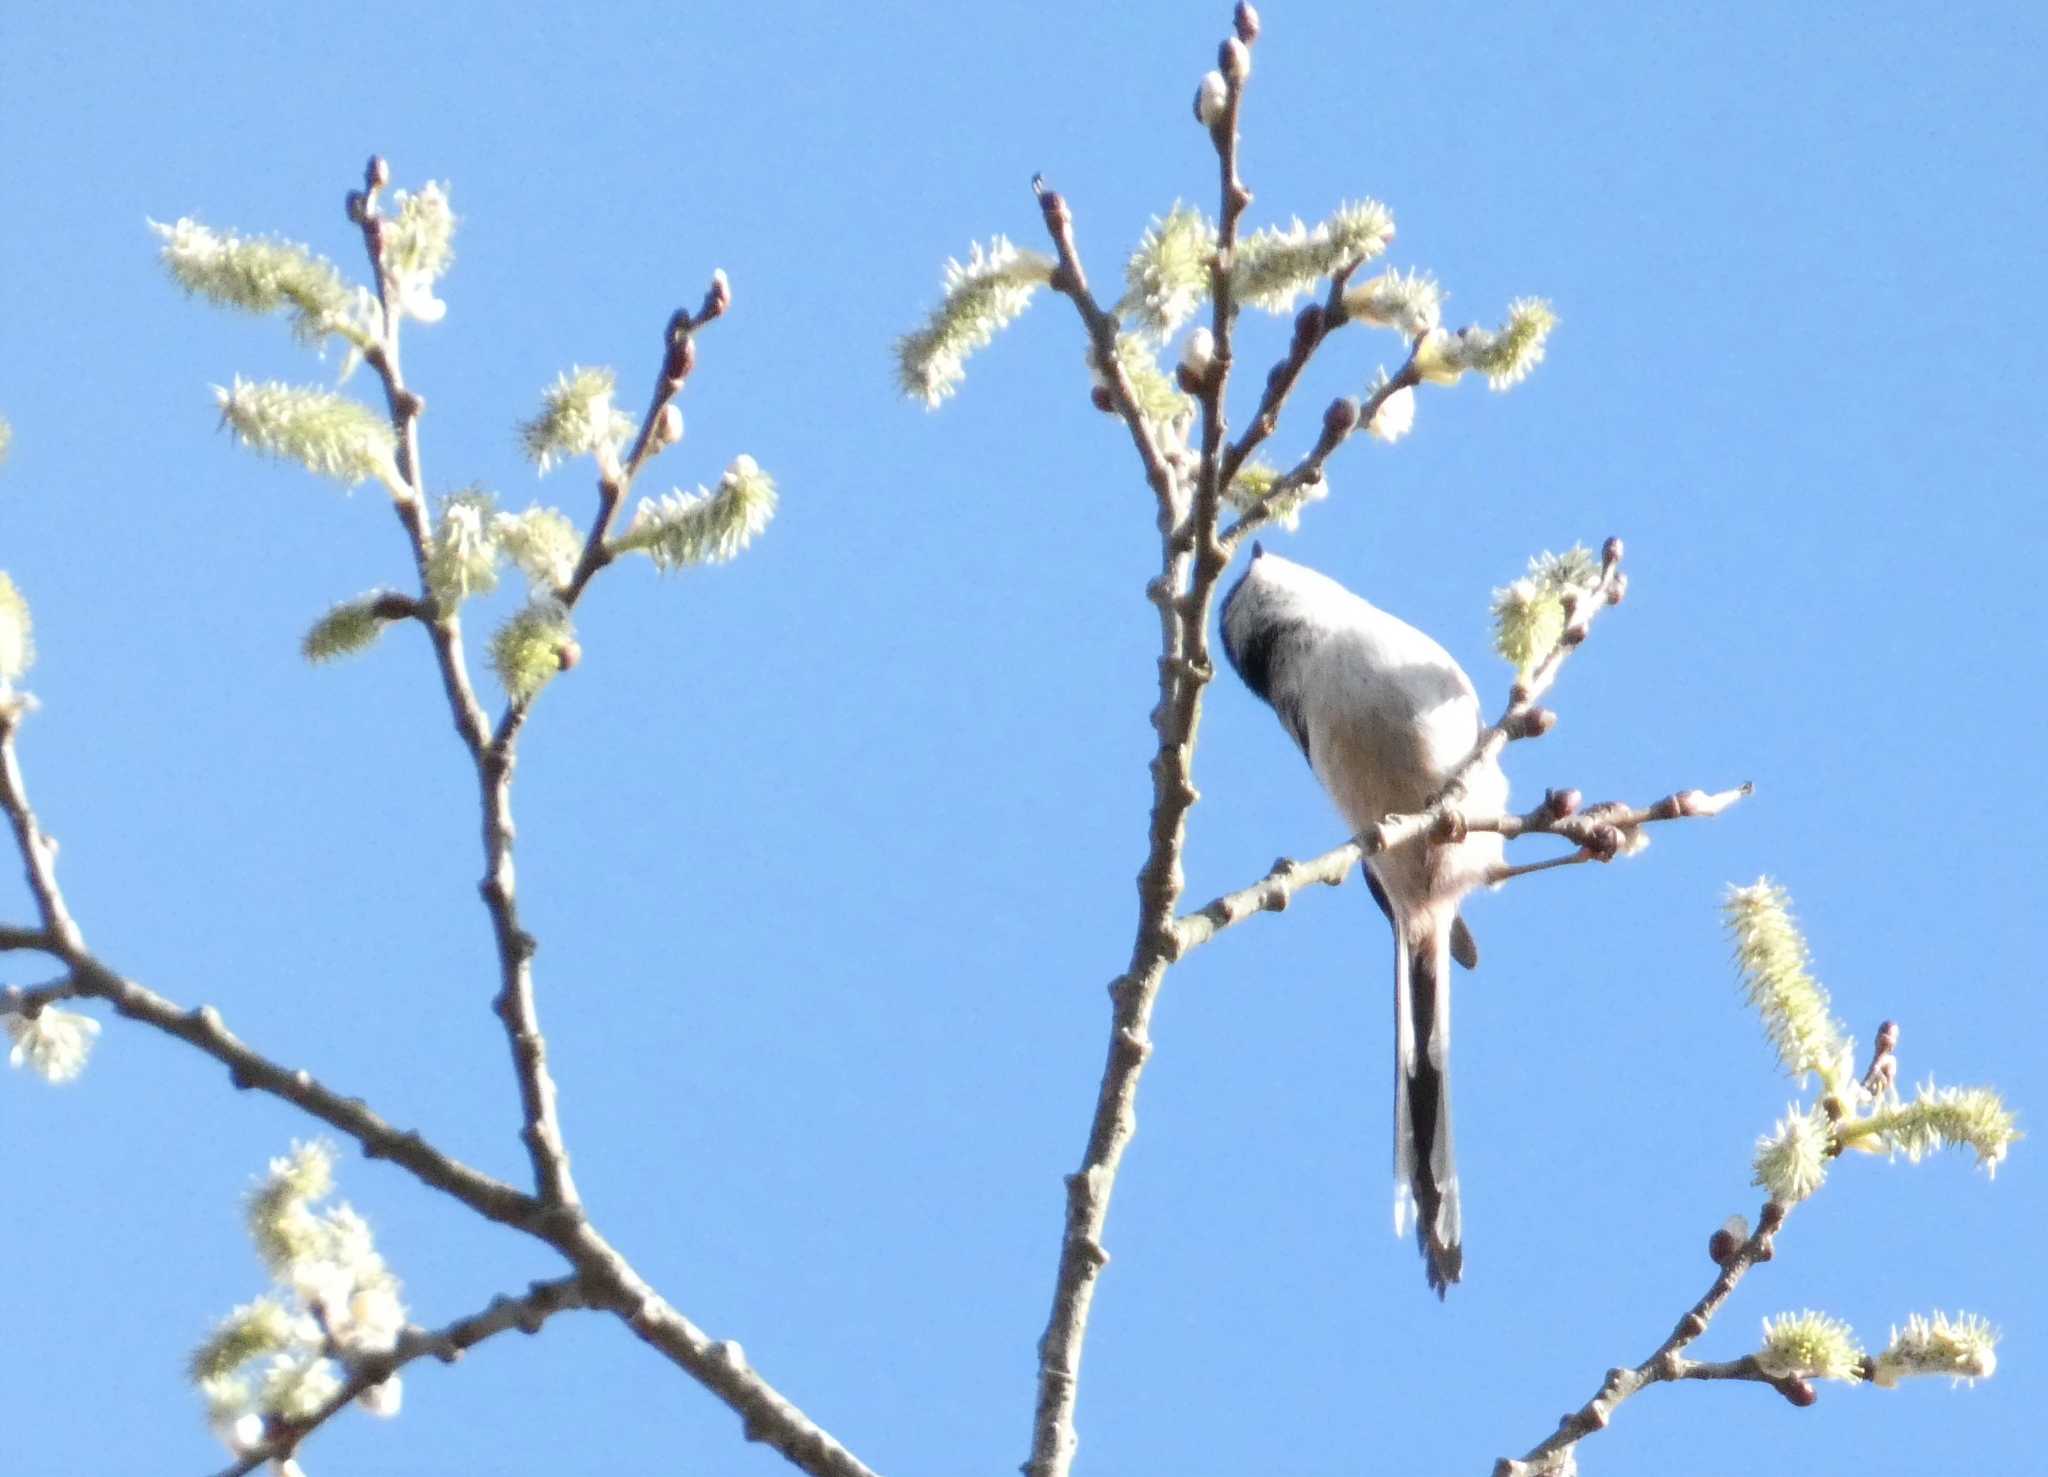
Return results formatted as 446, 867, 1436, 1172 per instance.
1, 154, 879, 1477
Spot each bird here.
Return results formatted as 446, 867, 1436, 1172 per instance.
1219, 543, 1506, 1295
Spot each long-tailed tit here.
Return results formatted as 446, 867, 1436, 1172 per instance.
1220, 545, 1506, 1296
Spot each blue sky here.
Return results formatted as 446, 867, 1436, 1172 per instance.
2, 2, 2041, 1474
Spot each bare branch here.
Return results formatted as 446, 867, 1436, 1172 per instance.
1189, 21, 1253, 548
1024, 19, 1257, 1477
349, 157, 580, 1210
0, 923, 52, 953
1031, 177, 1179, 505
1174, 783, 1750, 955
335, 170, 883, 1475
5, 709, 540, 1228
0, 969, 536, 1234
16, 162, 886, 1477
215, 1276, 591, 1477
1217, 345, 1423, 551
1469, 783, 1755, 859
553, 300, 710, 611
0, 711, 85, 955
576, 1240, 886, 1477
1215, 261, 1362, 490
1495, 1201, 1799, 1476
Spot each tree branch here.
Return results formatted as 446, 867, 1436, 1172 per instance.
8, 708, 536, 1229
2, 711, 539, 1227
1024, 175, 1195, 1477
6, 159, 888, 1477
1, 923, 52, 953
0, 710, 85, 956
1216, 261, 1361, 490
215, 1275, 591, 1477
469, 280, 726, 1207
1023, 16, 1258, 1477
349, 157, 579, 1211
572, 1231, 886, 1477
1031, 178, 1177, 506
335, 168, 883, 1475
1217, 344, 1423, 552
554, 279, 725, 614
1494, 1201, 1799, 1476
1174, 783, 1751, 955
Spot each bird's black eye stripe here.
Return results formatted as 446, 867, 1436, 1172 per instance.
1220, 568, 1310, 757
1221, 616, 1279, 703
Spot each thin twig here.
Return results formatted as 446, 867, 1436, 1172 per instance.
0, 711, 85, 955
565, 1226, 885, 1477
1, 923, 52, 953
1217, 344, 1423, 552
337, 164, 880, 1474
1494, 1201, 1799, 1476
554, 287, 720, 613
1470, 784, 1754, 871
469, 295, 719, 1196
1173, 783, 1751, 955
349, 158, 578, 1211
1215, 260, 1361, 490
1032, 179, 1177, 506
215, 1276, 591, 1477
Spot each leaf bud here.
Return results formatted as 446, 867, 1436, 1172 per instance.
1322, 395, 1360, 438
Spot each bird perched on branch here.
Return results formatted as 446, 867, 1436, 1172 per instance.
1220, 544, 1506, 1296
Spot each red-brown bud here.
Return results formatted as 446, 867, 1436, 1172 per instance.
366, 155, 390, 191
556, 641, 582, 673
664, 324, 697, 384
1234, 1, 1261, 43
1035, 179, 1070, 231
1602, 535, 1623, 567
699, 269, 731, 323
1090, 385, 1115, 413
1323, 396, 1360, 438
1707, 1228, 1737, 1266
1220, 36, 1250, 82
1544, 787, 1581, 819
1782, 1378, 1817, 1408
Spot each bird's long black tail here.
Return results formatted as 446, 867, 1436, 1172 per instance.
1394, 917, 1462, 1296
